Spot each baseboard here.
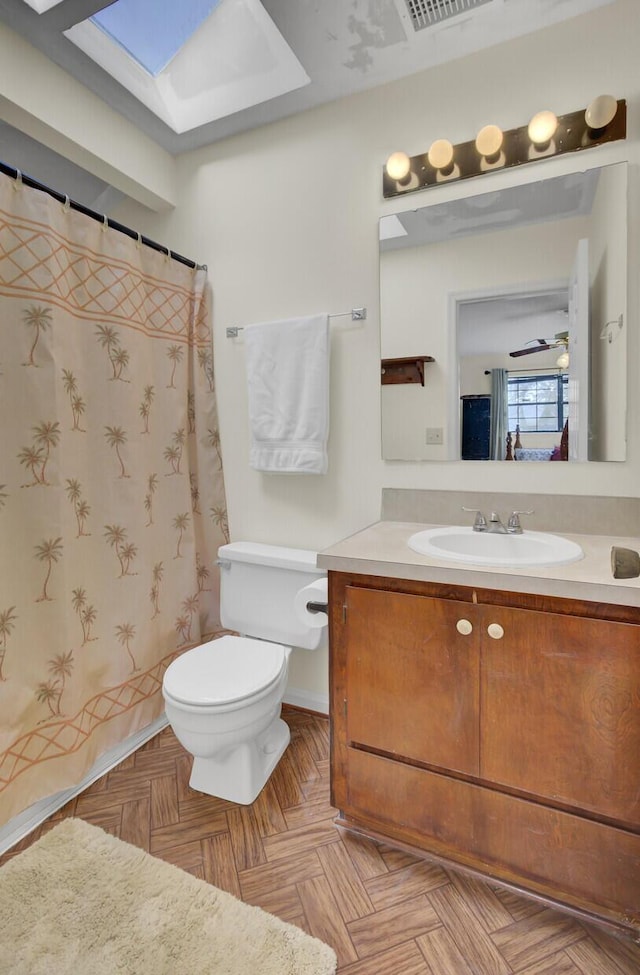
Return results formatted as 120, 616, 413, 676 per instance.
1, 694, 326, 855
0, 714, 168, 856
283, 687, 329, 716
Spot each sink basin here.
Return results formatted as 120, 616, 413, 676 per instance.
408, 526, 583, 568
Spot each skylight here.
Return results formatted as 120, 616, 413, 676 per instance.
20, 0, 64, 11
91, 0, 222, 77
65, 0, 310, 134
379, 215, 408, 241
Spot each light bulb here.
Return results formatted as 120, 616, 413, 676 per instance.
385, 151, 411, 181
556, 351, 569, 369
527, 110, 558, 146
427, 138, 454, 171
475, 124, 503, 159
585, 94, 617, 130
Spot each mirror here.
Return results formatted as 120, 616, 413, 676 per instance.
379, 163, 627, 462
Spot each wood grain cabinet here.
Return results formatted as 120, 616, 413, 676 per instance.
329, 572, 640, 939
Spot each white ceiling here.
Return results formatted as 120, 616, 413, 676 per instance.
380, 170, 600, 251
458, 292, 569, 358
0, 0, 620, 216
0, 0, 617, 155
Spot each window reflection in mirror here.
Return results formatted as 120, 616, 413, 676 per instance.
379, 163, 627, 462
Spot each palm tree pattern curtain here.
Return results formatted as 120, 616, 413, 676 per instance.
0, 174, 229, 826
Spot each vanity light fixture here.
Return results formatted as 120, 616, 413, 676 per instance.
527, 110, 558, 149
556, 350, 570, 370
427, 138, 454, 172
383, 97, 626, 199
475, 124, 504, 166
385, 150, 411, 181
585, 94, 618, 133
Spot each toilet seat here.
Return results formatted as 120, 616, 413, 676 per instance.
163, 635, 287, 708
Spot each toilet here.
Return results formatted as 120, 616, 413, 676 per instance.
162, 541, 327, 805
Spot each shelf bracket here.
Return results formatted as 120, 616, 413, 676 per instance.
381, 356, 435, 386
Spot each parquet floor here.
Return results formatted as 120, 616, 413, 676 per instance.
3, 706, 640, 974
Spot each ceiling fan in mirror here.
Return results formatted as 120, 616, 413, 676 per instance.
509, 331, 568, 358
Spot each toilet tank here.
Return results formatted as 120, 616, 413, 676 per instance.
217, 542, 327, 650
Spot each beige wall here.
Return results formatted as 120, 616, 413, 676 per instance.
0, 21, 176, 210
5, 1, 638, 704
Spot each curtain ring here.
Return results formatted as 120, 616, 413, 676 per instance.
63, 194, 71, 212
166, 248, 172, 263
102, 214, 109, 233
13, 169, 22, 190
136, 231, 142, 249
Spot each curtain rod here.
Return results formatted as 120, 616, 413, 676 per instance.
0, 161, 204, 271
485, 366, 564, 375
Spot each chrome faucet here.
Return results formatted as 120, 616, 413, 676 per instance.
462, 507, 488, 532
487, 512, 508, 534
506, 510, 534, 534
463, 507, 534, 534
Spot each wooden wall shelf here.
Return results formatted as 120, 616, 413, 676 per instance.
381, 356, 435, 386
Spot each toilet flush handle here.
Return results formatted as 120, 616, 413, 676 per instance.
216, 559, 231, 571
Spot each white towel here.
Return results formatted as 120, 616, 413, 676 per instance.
244, 314, 330, 474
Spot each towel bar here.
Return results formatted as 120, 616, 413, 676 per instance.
226, 307, 366, 339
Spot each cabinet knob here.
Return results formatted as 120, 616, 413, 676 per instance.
487, 623, 504, 640
456, 619, 473, 636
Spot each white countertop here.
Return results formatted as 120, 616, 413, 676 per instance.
318, 521, 640, 608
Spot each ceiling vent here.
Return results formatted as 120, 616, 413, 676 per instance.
402, 0, 494, 31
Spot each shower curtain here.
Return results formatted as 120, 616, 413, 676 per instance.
0, 173, 229, 826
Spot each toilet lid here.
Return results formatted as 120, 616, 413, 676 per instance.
163, 635, 287, 707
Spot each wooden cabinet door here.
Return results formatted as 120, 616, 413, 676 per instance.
480, 605, 640, 825
345, 586, 480, 776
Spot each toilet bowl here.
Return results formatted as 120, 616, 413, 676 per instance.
163, 635, 292, 804
162, 542, 327, 804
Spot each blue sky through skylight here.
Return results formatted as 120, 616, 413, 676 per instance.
91, 0, 222, 76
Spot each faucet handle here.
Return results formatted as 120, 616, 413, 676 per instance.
462, 507, 487, 531
507, 509, 534, 533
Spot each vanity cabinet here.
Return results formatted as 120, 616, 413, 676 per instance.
329, 571, 640, 937
345, 587, 480, 777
